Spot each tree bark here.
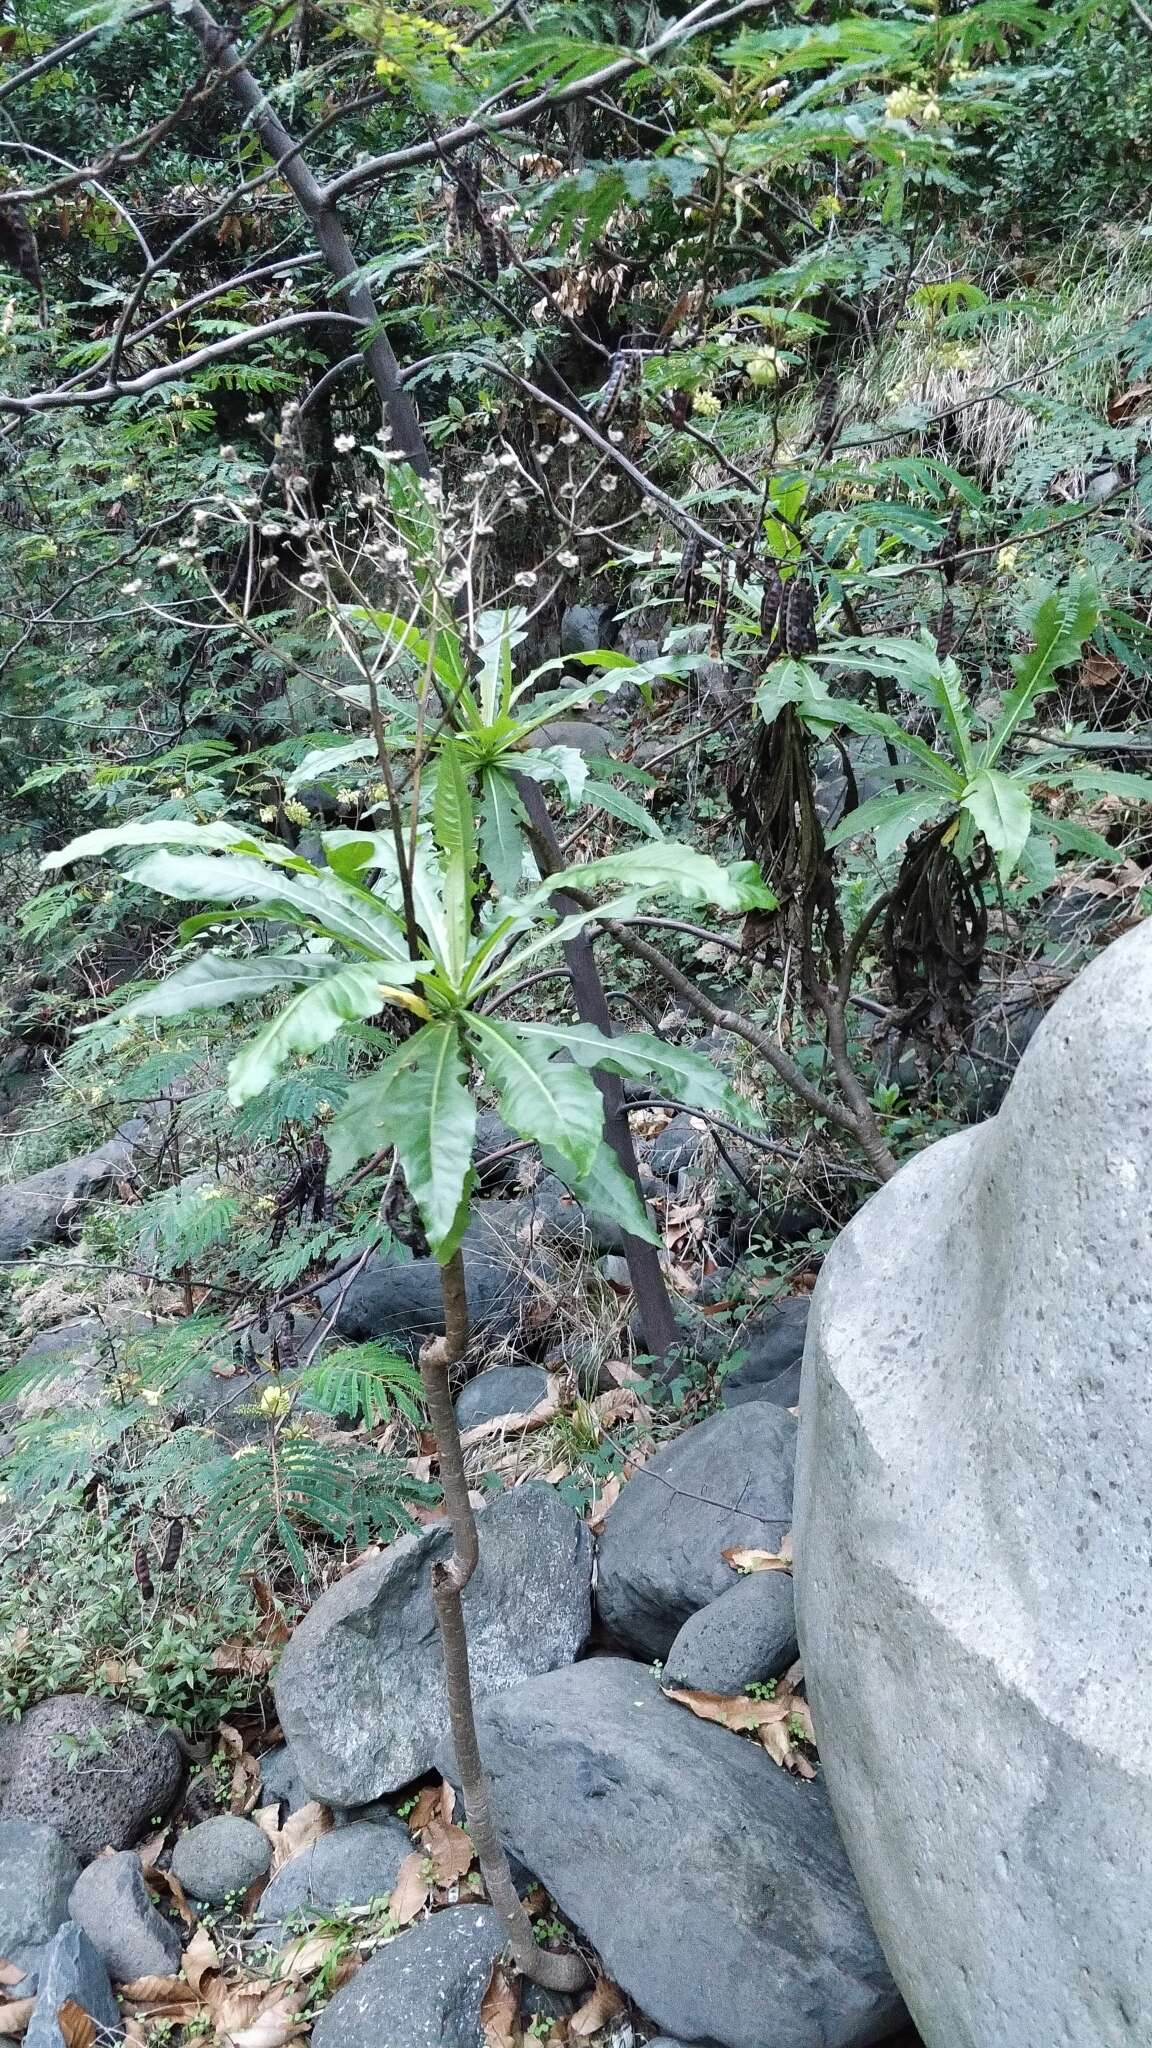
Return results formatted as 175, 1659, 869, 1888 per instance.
514, 774, 682, 1362
421, 1251, 588, 1993
178, 0, 429, 471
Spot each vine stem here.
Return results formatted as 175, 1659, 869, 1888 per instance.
421, 1251, 589, 1994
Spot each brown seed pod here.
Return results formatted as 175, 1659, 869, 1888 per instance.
133, 1545, 154, 1601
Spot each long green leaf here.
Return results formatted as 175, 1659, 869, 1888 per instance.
960, 768, 1032, 880
285, 739, 376, 794
578, 780, 664, 841
433, 744, 478, 985
467, 1014, 603, 1177
535, 846, 774, 913
376, 1021, 476, 1262
985, 577, 1098, 766
504, 1019, 748, 1123
478, 768, 528, 895
541, 1139, 660, 1245
128, 850, 412, 963
825, 790, 946, 862
42, 819, 281, 872
116, 949, 342, 1021
227, 964, 393, 1105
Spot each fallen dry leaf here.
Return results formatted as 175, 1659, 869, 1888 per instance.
479, 1960, 519, 2048
210, 1638, 277, 1678
182, 1925, 223, 1998
253, 1799, 332, 1876
0, 1996, 35, 2036
56, 2001, 97, 2048
388, 1850, 431, 1927
722, 1531, 793, 1574
424, 1817, 474, 1887
569, 1976, 625, 2036
142, 1861, 196, 1930
217, 1722, 263, 1815
585, 1473, 621, 1533
458, 1377, 561, 1449
662, 1681, 816, 1778
120, 1978, 199, 2009
0, 1964, 25, 1989
277, 1934, 344, 1984
218, 1982, 308, 2048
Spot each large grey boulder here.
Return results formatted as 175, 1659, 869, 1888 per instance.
275, 1483, 592, 1805
0, 1823, 78, 1984
68, 1851, 181, 1982
0, 1698, 182, 1861
596, 1405, 796, 1659
795, 918, 1152, 2048
256, 1819, 411, 1927
316, 1203, 536, 1350
24, 1924, 121, 2048
721, 1297, 810, 1410
454, 1365, 550, 1430
311, 1907, 504, 2048
437, 1659, 904, 2048
663, 1571, 798, 1694
0, 1133, 139, 1265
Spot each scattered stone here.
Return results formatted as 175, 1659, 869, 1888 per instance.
0, 1697, 183, 1861
312, 1907, 504, 2048
560, 603, 614, 658
257, 1820, 411, 1928
439, 1659, 904, 2048
663, 1572, 798, 1694
530, 718, 614, 758
275, 1483, 592, 1806
0, 1822, 78, 1983
454, 1366, 550, 1431
722, 1297, 810, 1410
258, 1744, 311, 1817
171, 1817, 270, 1906
648, 1115, 705, 1183
0, 1133, 140, 1265
472, 1110, 520, 1191
68, 1851, 181, 1982
598, 1254, 632, 1290
24, 1923, 121, 2048
795, 920, 1152, 2048
597, 1405, 795, 1659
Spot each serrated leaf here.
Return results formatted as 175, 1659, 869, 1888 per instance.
468, 1015, 603, 1177
477, 767, 528, 895
539, 845, 774, 913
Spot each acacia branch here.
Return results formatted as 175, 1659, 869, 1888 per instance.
176, 0, 430, 471
0, 311, 361, 414
320, 0, 771, 202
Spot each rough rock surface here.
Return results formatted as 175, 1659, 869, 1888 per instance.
316, 1204, 535, 1349
171, 1817, 270, 1905
596, 1405, 795, 1659
0, 1822, 78, 1982
24, 1924, 121, 2048
648, 1114, 705, 1183
454, 1365, 550, 1431
257, 1819, 411, 1925
795, 920, 1152, 2048
0, 1698, 182, 1861
721, 1297, 810, 1410
310, 1907, 504, 2048
258, 1744, 311, 1817
663, 1571, 798, 1694
0, 1133, 140, 1265
438, 1660, 903, 2048
68, 1852, 181, 1982
275, 1483, 592, 1805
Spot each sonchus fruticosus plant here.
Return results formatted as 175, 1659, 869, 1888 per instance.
46, 740, 773, 1989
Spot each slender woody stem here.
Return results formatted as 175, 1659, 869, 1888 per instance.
421, 1251, 588, 1993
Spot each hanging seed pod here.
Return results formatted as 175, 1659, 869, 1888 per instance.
935, 594, 956, 659
759, 560, 784, 645
678, 532, 705, 609
938, 503, 963, 586
809, 367, 841, 453
133, 1546, 154, 1601
709, 558, 730, 659
783, 573, 819, 657
595, 351, 630, 423
160, 1519, 185, 1573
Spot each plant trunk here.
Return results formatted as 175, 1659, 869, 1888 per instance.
421, 1251, 588, 1993
513, 774, 681, 1364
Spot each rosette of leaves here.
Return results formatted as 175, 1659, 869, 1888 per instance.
756, 575, 1150, 1034
284, 603, 679, 895
44, 745, 773, 1260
